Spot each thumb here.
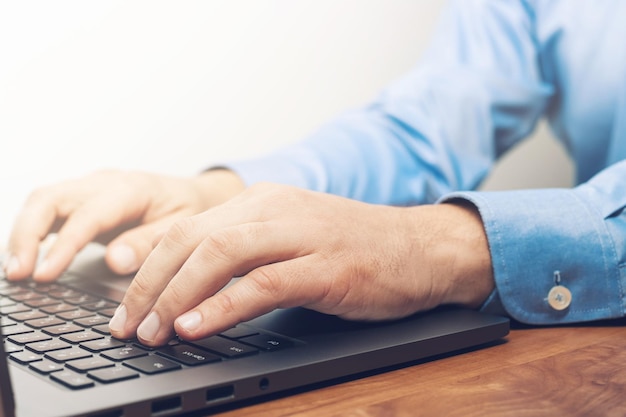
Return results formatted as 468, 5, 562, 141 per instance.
105, 220, 171, 275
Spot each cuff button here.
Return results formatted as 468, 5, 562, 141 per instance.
548, 285, 572, 311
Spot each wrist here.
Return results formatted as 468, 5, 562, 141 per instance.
430, 201, 494, 309
192, 169, 246, 210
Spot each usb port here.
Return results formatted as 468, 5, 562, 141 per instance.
206, 385, 235, 403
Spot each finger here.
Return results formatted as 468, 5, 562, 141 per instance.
134, 223, 273, 345
174, 256, 323, 341
105, 214, 186, 275
108, 196, 262, 341
33, 190, 147, 281
108, 216, 210, 341
109, 187, 300, 343
134, 221, 309, 346
6, 189, 65, 280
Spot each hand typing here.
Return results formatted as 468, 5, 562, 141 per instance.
5, 171, 494, 347
107, 183, 494, 346
4, 169, 244, 281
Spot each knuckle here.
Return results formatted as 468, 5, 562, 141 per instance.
165, 217, 196, 244
127, 269, 154, 299
248, 267, 283, 300
211, 291, 238, 317
200, 229, 243, 263
162, 279, 190, 305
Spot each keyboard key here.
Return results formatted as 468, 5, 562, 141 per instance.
8, 332, 52, 345
0, 317, 17, 327
80, 338, 126, 353
66, 356, 115, 373
10, 351, 42, 365
40, 303, 78, 314
51, 370, 95, 389
220, 326, 259, 339
48, 288, 83, 299
97, 307, 117, 318
123, 355, 181, 375
0, 298, 17, 307
45, 348, 92, 363
239, 334, 294, 351
57, 309, 95, 321
101, 345, 149, 361
91, 324, 111, 335
156, 344, 222, 366
123, 338, 178, 353
74, 315, 109, 327
88, 366, 139, 384
24, 316, 65, 329
0, 287, 28, 297
65, 294, 98, 305
61, 331, 104, 344
42, 323, 84, 336
2, 324, 34, 336
26, 340, 72, 354
0, 304, 31, 315
3, 341, 23, 354
167, 338, 181, 346
82, 300, 117, 312
189, 336, 258, 359
23, 297, 60, 308
10, 291, 45, 302
30, 359, 64, 374
28, 283, 61, 293
9, 310, 47, 322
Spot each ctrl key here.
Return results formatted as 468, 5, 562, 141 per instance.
51, 370, 94, 389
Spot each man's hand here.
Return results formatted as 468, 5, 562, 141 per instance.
4, 169, 245, 281
108, 183, 494, 346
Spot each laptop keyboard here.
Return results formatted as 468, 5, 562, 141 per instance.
0, 277, 297, 390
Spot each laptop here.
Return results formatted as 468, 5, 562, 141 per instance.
0, 243, 509, 417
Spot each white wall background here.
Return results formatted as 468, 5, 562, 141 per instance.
0, 1, 572, 242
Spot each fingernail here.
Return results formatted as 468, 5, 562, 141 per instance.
109, 244, 139, 274
4, 254, 20, 278
137, 311, 160, 343
109, 304, 127, 333
176, 311, 202, 333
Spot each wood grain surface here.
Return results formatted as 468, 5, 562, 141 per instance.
210, 319, 626, 417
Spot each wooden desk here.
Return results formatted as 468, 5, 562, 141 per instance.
213, 319, 626, 416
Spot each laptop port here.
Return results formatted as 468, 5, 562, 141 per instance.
206, 385, 235, 403
93, 410, 123, 417
259, 377, 270, 390
151, 396, 182, 416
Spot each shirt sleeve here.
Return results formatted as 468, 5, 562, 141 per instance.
441, 159, 626, 324
225, 0, 553, 205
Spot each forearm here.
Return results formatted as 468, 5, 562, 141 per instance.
224, 1, 551, 206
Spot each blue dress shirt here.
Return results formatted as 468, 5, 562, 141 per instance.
227, 0, 626, 325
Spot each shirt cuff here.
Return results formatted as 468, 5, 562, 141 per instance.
439, 189, 625, 325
